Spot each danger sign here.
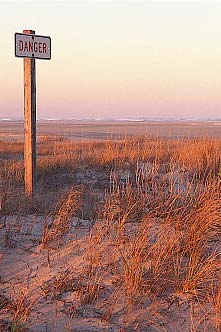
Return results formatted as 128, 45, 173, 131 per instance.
15, 33, 51, 60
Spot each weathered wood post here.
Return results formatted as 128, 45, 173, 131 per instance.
15, 29, 51, 199
23, 29, 36, 198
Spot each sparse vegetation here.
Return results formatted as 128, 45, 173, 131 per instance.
41, 187, 82, 248
0, 135, 221, 331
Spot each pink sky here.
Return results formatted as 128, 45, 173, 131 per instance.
0, 1, 221, 119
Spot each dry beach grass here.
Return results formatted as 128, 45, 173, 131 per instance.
0, 135, 221, 331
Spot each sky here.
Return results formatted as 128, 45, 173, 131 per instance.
0, 0, 221, 119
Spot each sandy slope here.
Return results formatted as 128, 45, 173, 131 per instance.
0, 214, 218, 332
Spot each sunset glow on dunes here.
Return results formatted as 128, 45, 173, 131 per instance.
1, 2, 221, 331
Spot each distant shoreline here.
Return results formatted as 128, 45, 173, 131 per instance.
1, 119, 221, 141
1, 118, 221, 123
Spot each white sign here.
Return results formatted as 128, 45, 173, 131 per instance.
15, 33, 51, 60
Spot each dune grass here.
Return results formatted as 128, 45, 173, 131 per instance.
0, 135, 221, 331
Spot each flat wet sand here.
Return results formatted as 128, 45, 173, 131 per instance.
0, 120, 221, 141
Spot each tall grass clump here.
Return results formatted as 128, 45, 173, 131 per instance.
41, 187, 82, 248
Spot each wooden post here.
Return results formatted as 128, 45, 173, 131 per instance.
23, 30, 36, 198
